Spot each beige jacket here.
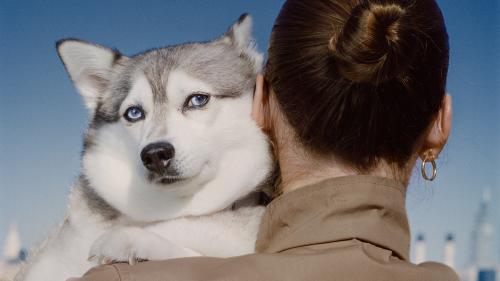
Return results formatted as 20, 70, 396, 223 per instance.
74, 175, 459, 281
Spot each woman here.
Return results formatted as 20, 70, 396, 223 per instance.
71, 0, 457, 280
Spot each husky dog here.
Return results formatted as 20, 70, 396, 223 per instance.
15, 14, 271, 281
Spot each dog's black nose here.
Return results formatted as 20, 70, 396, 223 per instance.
140, 142, 175, 174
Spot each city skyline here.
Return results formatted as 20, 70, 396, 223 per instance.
1, 0, 499, 270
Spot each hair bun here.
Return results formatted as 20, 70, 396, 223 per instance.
330, 1, 417, 84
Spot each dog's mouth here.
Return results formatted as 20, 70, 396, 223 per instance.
158, 177, 185, 185
146, 168, 187, 185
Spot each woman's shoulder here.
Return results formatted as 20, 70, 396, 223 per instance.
414, 261, 460, 281
72, 242, 460, 281
273, 239, 460, 281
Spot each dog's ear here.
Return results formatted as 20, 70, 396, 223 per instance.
224, 14, 264, 74
56, 39, 126, 113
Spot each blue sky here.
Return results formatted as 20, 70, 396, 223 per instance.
0, 0, 498, 268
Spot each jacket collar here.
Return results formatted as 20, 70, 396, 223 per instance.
255, 175, 410, 261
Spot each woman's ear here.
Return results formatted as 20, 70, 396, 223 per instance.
252, 74, 270, 131
419, 94, 453, 158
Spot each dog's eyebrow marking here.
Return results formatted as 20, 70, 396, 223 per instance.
214, 94, 239, 99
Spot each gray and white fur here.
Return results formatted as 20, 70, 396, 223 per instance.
15, 14, 272, 281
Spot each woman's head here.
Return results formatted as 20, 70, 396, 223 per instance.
253, 0, 451, 187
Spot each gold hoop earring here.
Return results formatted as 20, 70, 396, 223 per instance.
421, 156, 437, 181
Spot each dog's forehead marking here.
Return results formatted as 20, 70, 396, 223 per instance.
143, 61, 169, 104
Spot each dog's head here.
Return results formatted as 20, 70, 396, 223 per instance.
58, 15, 271, 221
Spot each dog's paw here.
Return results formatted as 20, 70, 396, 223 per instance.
89, 227, 199, 265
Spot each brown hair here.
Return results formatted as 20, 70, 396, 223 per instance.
266, 0, 449, 170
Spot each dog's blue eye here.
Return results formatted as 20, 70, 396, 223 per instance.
124, 106, 145, 122
186, 94, 210, 109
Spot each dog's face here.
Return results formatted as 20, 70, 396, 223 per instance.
58, 15, 271, 221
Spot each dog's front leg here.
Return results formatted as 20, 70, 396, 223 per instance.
89, 227, 201, 265
144, 206, 266, 257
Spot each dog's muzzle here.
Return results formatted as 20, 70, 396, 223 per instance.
140, 142, 175, 174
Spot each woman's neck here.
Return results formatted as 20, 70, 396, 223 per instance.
276, 141, 412, 194
276, 142, 352, 193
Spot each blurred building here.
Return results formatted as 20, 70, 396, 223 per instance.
462, 190, 498, 281
0, 223, 26, 281
444, 233, 456, 269
415, 233, 427, 264
415, 189, 498, 281
471, 190, 495, 266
